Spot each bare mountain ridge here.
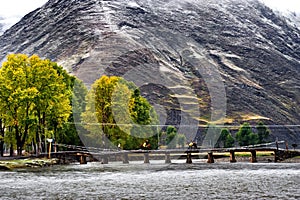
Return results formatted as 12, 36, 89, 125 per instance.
0, 0, 300, 142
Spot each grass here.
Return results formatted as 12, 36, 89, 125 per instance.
0, 158, 59, 170
294, 156, 300, 159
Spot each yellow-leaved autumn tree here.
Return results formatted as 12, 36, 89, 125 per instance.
0, 54, 72, 155
82, 75, 158, 150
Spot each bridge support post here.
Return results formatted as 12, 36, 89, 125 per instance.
102, 156, 109, 164
230, 150, 237, 163
80, 155, 87, 164
207, 152, 214, 163
186, 152, 192, 164
123, 153, 129, 164
165, 153, 171, 164
62, 153, 66, 164
250, 150, 257, 163
274, 150, 279, 162
144, 153, 150, 164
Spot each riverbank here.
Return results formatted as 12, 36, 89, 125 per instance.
0, 158, 60, 170
213, 156, 298, 163
280, 156, 300, 163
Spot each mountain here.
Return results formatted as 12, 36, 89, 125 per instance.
0, 0, 300, 143
280, 11, 300, 30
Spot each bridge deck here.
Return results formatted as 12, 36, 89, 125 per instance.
43, 147, 282, 157
38, 147, 300, 164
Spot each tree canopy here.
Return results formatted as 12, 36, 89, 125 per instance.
82, 75, 158, 150
216, 128, 235, 148
235, 123, 258, 146
256, 121, 270, 144
0, 54, 73, 155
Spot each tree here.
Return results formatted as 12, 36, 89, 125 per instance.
216, 128, 227, 148
30, 56, 72, 153
249, 132, 259, 145
217, 128, 235, 148
51, 78, 88, 147
202, 124, 222, 148
256, 121, 270, 144
235, 123, 257, 146
0, 54, 38, 155
82, 75, 158, 150
0, 54, 72, 155
165, 126, 177, 149
225, 133, 235, 148
0, 117, 5, 156
177, 134, 186, 148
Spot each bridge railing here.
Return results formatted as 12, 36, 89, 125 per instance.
54, 143, 120, 153
54, 140, 287, 154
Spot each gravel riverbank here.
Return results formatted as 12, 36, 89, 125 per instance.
0, 158, 60, 170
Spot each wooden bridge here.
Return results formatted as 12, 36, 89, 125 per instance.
42, 141, 299, 164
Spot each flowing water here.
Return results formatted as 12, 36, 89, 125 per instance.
0, 160, 299, 200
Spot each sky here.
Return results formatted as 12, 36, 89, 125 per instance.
0, 0, 299, 31
0, 0, 47, 32
260, 0, 300, 13
0, 0, 48, 18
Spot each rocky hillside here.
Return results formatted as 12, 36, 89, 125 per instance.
281, 11, 300, 30
0, 0, 300, 143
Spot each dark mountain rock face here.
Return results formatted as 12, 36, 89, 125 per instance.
0, 0, 300, 142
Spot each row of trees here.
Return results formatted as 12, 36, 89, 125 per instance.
152, 121, 270, 149
0, 54, 272, 156
0, 54, 161, 155
202, 122, 270, 148
159, 126, 187, 149
235, 122, 270, 146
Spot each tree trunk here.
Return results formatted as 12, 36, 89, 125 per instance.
15, 125, 22, 156
0, 119, 4, 157
37, 112, 43, 154
18, 106, 30, 156
37, 112, 47, 153
35, 127, 41, 154
15, 125, 28, 156
0, 141, 4, 157
9, 143, 14, 157
15, 125, 26, 156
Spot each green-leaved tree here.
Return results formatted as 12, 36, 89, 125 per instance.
165, 126, 177, 149
216, 128, 235, 148
235, 123, 258, 146
256, 121, 270, 144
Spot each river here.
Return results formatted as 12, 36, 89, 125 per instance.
0, 160, 299, 200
